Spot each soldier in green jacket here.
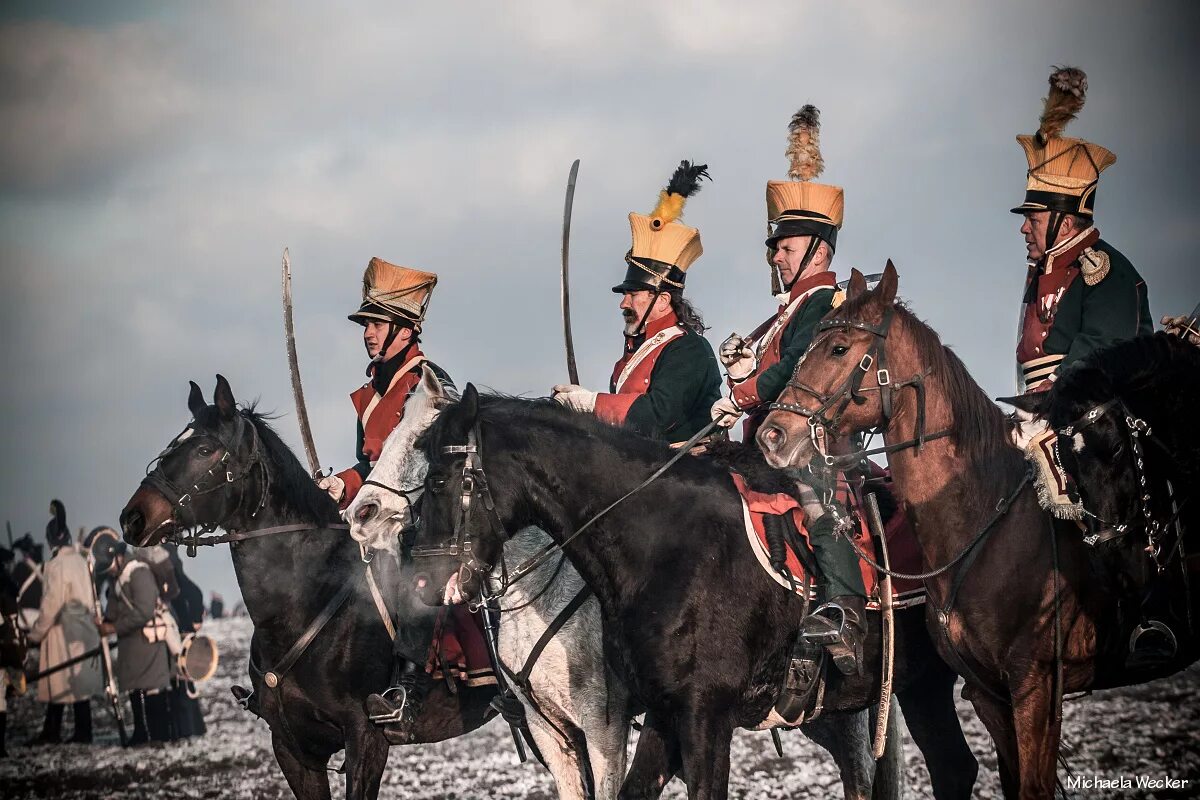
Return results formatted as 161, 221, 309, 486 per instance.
553, 160, 720, 446
715, 105, 869, 677
1012, 66, 1151, 396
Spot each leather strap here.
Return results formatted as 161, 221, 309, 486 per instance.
517, 586, 594, 688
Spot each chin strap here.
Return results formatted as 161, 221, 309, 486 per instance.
367, 329, 415, 377
628, 290, 664, 340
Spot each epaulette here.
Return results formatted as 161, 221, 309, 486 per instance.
1079, 247, 1110, 286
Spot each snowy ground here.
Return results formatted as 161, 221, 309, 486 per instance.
3, 616, 1198, 799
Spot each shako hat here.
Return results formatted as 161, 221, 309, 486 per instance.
612, 160, 709, 294
348, 258, 438, 329
765, 105, 844, 252
1011, 66, 1115, 217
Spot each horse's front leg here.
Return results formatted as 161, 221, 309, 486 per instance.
619, 712, 680, 800
1010, 668, 1062, 800
677, 710, 734, 800
271, 732, 333, 800
969, 692, 1020, 799
342, 717, 390, 800
799, 710, 874, 800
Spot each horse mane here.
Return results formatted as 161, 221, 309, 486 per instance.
1048, 332, 1200, 421
835, 292, 1020, 472
240, 405, 341, 526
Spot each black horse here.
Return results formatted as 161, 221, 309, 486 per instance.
120, 376, 496, 800
1006, 332, 1200, 671
409, 387, 977, 800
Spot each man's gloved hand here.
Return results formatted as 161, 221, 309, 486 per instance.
551, 384, 598, 413
719, 333, 758, 381
1162, 314, 1200, 346
317, 474, 346, 503
710, 396, 743, 429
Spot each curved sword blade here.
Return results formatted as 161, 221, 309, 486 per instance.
282, 248, 322, 477
561, 159, 581, 385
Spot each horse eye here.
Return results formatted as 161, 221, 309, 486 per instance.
831, 344, 849, 357
196, 445, 213, 457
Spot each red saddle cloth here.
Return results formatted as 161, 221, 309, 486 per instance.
427, 606, 497, 687
731, 472, 925, 608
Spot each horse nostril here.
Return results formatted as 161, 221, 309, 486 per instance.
356, 503, 377, 524
759, 426, 785, 452
122, 509, 145, 539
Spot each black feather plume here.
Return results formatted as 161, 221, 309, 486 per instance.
665, 160, 711, 198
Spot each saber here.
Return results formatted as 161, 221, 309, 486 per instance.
86, 557, 128, 745
560, 159, 581, 385
282, 248, 323, 477
864, 492, 894, 760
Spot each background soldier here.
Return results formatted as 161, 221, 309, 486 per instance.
95, 538, 172, 746
713, 106, 868, 675
552, 160, 721, 445
25, 500, 101, 745
10, 533, 42, 633
166, 544, 206, 738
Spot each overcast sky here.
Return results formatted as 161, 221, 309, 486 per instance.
2, 1, 1196, 606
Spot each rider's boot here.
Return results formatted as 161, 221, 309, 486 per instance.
365, 659, 433, 744
801, 513, 869, 676
801, 594, 867, 676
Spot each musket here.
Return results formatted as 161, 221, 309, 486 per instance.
864, 493, 894, 760
560, 159, 581, 385
282, 248, 323, 477
5, 520, 11, 549
86, 558, 128, 746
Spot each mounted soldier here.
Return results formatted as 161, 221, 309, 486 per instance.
1007, 67, 1152, 519
316, 257, 452, 508
318, 258, 486, 743
712, 106, 868, 676
26, 500, 102, 745
552, 160, 721, 445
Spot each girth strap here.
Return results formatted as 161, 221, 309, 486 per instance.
261, 575, 359, 689
517, 586, 595, 688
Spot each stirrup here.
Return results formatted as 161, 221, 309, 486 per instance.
801, 602, 851, 646
366, 686, 409, 725
802, 601, 863, 676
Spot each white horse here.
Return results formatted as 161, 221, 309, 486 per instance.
347, 367, 630, 800
347, 367, 903, 800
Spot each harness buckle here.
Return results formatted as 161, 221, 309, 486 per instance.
876, 368, 891, 386
858, 353, 874, 372
178, 493, 192, 507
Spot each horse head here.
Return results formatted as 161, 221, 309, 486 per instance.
120, 375, 264, 546
406, 383, 506, 608
758, 262, 901, 469
347, 365, 456, 557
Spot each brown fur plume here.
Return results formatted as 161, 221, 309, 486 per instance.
1037, 66, 1088, 145
786, 104, 823, 181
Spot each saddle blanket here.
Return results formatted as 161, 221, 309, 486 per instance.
428, 605, 497, 688
731, 472, 926, 609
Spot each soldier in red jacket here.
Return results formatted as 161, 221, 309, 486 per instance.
318, 258, 458, 741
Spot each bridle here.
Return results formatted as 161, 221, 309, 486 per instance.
409, 423, 504, 580
140, 412, 271, 556
768, 305, 950, 469
1056, 397, 1188, 567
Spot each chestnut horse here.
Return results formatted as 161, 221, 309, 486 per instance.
756, 263, 1200, 799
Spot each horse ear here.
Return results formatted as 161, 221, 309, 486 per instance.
213, 374, 236, 420
846, 268, 868, 301
188, 381, 206, 418
419, 364, 447, 404
877, 260, 899, 306
444, 383, 480, 443
996, 392, 1048, 417
461, 383, 479, 423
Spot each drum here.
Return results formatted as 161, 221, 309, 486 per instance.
177, 633, 219, 684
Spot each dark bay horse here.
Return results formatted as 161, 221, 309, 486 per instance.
755, 264, 1200, 798
120, 376, 495, 800
409, 386, 977, 800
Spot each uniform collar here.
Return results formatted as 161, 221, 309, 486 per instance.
777, 270, 837, 305
1040, 227, 1100, 274
626, 310, 680, 352
371, 342, 423, 394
